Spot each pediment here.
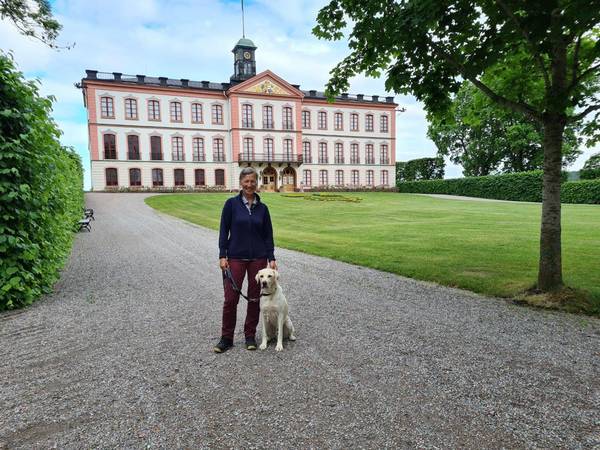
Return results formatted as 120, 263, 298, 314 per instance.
228, 70, 303, 98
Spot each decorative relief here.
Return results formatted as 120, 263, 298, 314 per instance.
246, 79, 288, 95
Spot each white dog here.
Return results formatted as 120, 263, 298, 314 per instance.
255, 267, 296, 351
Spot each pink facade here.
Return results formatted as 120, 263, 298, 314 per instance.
82, 45, 397, 191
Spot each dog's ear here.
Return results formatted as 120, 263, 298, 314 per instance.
255, 272, 260, 283
274, 270, 279, 280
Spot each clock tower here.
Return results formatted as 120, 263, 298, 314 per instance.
230, 38, 257, 84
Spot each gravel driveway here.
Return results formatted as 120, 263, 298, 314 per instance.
1, 192, 599, 449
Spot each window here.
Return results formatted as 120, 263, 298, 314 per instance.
366, 144, 374, 164
124, 98, 138, 120
302, 110, 311, 129
366, 170, 374, 186
318, 142, 328, 164
191, 103, 203, 123
100, 97, 114, 118
318, 111, 327, 130
381, 170, 389, 186
319, 169, 328, 186
129, 168, 141, 186
350, 113, 359, 131
302, 141, 312, 163
283, 139, 293, 159
350, 143, 360, 164
103, 134, 116, 159
335, 170, 344, 186
174, 168, 185, 186
334, 143, 344, 164
152, 168, 163, 186
148, 100, 160, 121
334, 112, 343, 130
263, 105, 273, 129
380, 115, 389, 132
105, 168, 118, 186
283, 107, 293, 130
213, 138, 225, 162
150, 136, 162, 160
193, 137, 205, 161
264, 138, 274, 161
380, 144, 389, 164
195, 169, 205, 186
212, 104, 223, 124
242, 137, 254, 160
366, 114, 374, 132
170, 101, 182, 122
351, 170, 359, 185
127, 135, 140, 160
303, 170, 312, 187
172, 136, 184, 161
242, 104, 253, 128
215, 169, 225, 186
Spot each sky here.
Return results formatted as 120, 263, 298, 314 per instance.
1, 0, 597, 190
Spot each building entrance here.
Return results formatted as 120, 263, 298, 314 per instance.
261, 166, 277, 192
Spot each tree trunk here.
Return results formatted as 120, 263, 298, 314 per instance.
537, 117, 565, 291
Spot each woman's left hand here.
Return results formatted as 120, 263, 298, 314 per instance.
269, 260, 278, 270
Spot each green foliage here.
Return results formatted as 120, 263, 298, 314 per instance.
428, 67, 582, 176
396, 171, 569, 202
396, 157, 444, 181
0, 53, 83, 310
561, 180, 600, 204
580, 153, 600, 180
0, 0, 62, 47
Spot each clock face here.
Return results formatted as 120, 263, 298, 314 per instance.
243, 51, 251, 60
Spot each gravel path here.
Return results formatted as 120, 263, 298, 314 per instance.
1, 193, 599, 449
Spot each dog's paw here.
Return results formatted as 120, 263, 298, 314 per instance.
275, 344, 283, 351
259, 343, 267, 350
289, 335, 296, 341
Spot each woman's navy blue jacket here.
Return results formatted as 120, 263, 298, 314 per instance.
218, 192, 275, 261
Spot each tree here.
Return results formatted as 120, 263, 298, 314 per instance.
580, 152, 600, 179
314, 0, 600, 292
396, 157, 445, 182
0, 0, 62, 48
428, 81, 582, 176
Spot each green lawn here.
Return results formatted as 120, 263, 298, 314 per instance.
145, 192, 600, 312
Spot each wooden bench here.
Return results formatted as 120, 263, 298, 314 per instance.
78, 218, 91, 232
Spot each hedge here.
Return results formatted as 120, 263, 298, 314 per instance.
1, 53, 84, 311
397, 170, 600, 204
580, 168, 600, 180
561, 180, 600, 204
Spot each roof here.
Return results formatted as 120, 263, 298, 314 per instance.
234, 38, 257, 49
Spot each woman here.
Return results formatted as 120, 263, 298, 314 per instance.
214, 167, 277, 353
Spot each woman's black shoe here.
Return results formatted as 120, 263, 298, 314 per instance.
213, 337, 233, 353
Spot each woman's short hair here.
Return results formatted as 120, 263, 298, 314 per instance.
239, 167, 258, 182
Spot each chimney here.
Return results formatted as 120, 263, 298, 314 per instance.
112, 72, 122, 81
201, 81, 210, 88
158, 77, 168, 86
385, 96, 394, 103
356, 94, 364, 101
371, 95, 379, 102
309, 90, 317, 97
136, 74, 145, 83
341, 93, 349, 99
86, 70, 98, 79
180, 78, 189, 87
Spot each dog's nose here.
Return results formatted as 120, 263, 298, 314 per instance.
262, 281, 267, 287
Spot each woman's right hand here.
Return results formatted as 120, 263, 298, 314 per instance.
219, 258, 229, 270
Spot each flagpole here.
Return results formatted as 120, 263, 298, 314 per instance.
242, 0, 245, 38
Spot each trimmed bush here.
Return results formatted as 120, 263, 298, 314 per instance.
561, 180, 600, 204
397, 170, 558, 202
0, 53, 83, 310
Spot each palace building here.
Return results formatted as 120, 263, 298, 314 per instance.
81, 37, 397, 191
